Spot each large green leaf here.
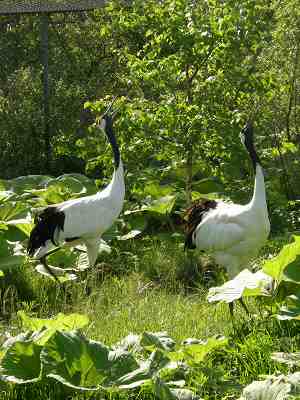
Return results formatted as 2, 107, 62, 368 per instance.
207, 269, 273, 304
41, 331, 110, 390
41, 331, 138, 390
0, 341, 42, 384
263, 236, 300, 283
18, 311, 89, 331
0, 238, 25, 270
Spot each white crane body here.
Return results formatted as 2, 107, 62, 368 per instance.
185, 124, 270, 280
28, 111, 125, 276
60, 163, 124, 240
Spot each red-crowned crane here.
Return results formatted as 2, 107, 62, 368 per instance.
27, 107, 125, 280
184, 122, 270, 314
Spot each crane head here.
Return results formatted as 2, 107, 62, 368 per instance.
239, 121, 253, 148
98, 96, 119, 131
98, 113, 113, 131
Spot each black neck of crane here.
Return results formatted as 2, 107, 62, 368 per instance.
243, 123, 261, 171
104, 116, 120, 169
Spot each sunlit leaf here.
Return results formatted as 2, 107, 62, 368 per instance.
263, 236, 300, 283
207, 269, 273, 303
18, 311, 89, 331
98, 240, 111, 254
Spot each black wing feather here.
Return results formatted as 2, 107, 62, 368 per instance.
27, 206, 65, 256
184, 199, 217, 250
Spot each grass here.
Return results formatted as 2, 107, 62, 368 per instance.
0, 236, 298, 399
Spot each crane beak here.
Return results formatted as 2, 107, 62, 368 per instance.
111, 107, 120, 120
103, 95, 118, 117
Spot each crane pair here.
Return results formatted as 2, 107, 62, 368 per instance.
28, 109, 270, 306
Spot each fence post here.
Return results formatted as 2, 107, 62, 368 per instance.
40, 13, 51, 172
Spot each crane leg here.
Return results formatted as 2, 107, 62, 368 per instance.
239, 298, 250, 315
229, 302, 234, 318
229, 298, 250, 318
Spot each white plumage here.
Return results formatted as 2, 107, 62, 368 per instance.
185, 122, 270, 281
28, 110, 125, 278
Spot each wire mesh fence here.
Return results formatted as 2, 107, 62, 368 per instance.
0, 1, 107, 178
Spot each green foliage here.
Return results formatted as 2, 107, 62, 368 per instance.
0, 313, 228, 399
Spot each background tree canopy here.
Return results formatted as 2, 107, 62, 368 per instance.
0, 0, 299, 231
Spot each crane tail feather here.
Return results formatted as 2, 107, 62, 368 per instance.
184, 199, 217, 250
27, 206, 65, 258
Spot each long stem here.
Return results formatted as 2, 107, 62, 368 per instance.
286, 42, 299, 141
185, 64, 198, 207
